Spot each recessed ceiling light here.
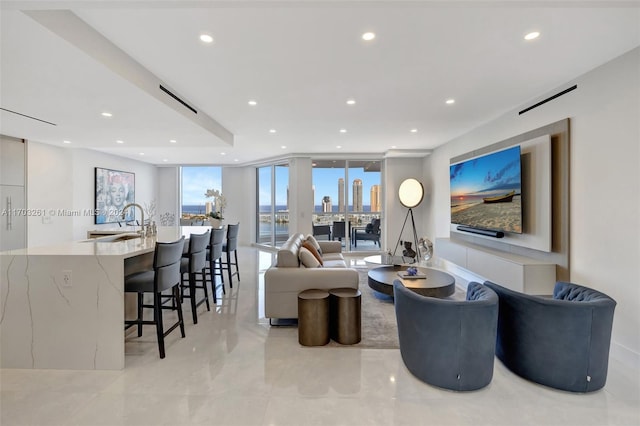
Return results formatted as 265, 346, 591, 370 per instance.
63, 140, 71, 144
163, 159, 168, 162
281, 145, 287, 149
116, 140, 124, 144
339, 129, 347, 133
446, 99, 455, 105
101, 112, 112, 117
234, 159, 239, 162
169, 139, 177, 143
336, 145, 342, 149
248, 100, 257, 106
221, 152, 226, 156
346, 99, 356, 105
362, 32, 376, 41
139, 152, 144, 156
199, 34, 214, 43
410, 129, 418, 133
269, 129, 276, 134
391, 145, 397, 149
524, 31, 540, 41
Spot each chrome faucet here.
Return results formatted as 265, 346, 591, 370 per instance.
121, 203, 146, 236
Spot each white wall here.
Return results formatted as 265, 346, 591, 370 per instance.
384, 158, 427, 254
424, 47, 640, 368
27, 142, 158, 245
222, 166, 256, 246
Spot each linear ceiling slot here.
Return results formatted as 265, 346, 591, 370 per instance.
519, 85, 577, 115
0, 107, 57, 126
159, 85, 198, 114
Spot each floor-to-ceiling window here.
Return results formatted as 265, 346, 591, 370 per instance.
257, 164, 289, 246
312, 159, 381, 251
180, 166, 222, 225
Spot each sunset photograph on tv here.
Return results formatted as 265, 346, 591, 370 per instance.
450, 145, 522, 234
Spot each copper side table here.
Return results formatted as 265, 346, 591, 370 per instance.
298, 289, 330, 346
329, 288, 362, 345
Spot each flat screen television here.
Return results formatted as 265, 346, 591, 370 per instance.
450, 145, 522, 234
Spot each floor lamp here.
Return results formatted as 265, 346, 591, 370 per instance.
392, 178, 424, 263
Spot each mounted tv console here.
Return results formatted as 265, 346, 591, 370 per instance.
456, 225, 504, 239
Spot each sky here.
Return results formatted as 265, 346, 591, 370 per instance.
182, 166, 222, 205
183, 165, 380, 208
449, 146, 522, 197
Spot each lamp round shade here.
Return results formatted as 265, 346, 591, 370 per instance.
398, 178, 424, 208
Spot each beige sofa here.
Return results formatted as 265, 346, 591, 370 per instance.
264, 233, 359, 321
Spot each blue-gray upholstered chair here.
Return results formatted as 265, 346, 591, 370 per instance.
180, 231, 211, 324
484, 281, 617, 392
393, 280, 498, 391
125, 237, 186, 359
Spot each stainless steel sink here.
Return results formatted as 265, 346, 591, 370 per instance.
82, 233, 142, 242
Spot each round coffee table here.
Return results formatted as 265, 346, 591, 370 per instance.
368, 265, 455, 298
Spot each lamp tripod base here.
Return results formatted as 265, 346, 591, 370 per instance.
392, 208, 421, 263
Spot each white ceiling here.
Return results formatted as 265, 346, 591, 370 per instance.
1, 1, 639, 166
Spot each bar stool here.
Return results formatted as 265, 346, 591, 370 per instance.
206, 227, 226, 303
180, 231, 210, 324
124, 237, 186, 359
221, 223, 240, 287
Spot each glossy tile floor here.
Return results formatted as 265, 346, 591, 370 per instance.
1, 247, 639, 426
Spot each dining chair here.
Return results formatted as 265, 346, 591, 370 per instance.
180, 231, 211, 324
124, 237, 186, 359
206, 227, 226, 303
221, 223, 240, 287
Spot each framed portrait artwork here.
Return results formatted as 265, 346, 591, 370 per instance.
95, 167, 135, 224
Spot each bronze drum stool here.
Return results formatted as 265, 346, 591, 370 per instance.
298, 289, 330, 346
329, 288, 362, 345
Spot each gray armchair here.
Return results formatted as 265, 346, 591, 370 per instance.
393, 280, 498, 391
484, 281, 617, 392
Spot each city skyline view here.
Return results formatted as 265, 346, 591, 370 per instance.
182, 165, 381, 211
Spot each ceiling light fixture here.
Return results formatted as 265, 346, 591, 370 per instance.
101, 112, 112, 117
269, 129, 276, 134
339, 129, 347, 133
199, 34, 214, 43
281, 145, 287, 149
248, 100, 257, 106
410, 129, 418, 133
446, 99, 455, 104
524, 31, 540, 41
169, 139, 177, 143
139, 152, 144, 156
163, 159, 168, 162
391, 145, 397, 149
346, 99, 356, 105
234, 159, 239, 162
63, 140, 71, 144
116, 140, 124, 144
336, 145, 342, 149
362, 32, 376, 41
221, 152, 226, 156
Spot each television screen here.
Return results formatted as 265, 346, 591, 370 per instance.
450, 145, 522, 234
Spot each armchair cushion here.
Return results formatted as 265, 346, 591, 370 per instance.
299, 247, 321, 268
301, 241, 323, 265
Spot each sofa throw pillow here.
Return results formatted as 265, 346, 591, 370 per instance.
305, 234, 323, 255
301, 241, 323, 265
299, 247, 321, 268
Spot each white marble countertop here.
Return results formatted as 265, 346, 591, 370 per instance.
0, 226, 212, 258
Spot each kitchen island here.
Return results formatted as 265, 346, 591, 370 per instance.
0, 226, 210, 370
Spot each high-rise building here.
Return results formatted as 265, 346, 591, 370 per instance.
205, 201, 214, 215
353, 179, 363, 212
370, 185, 381, 212
322, 196, 332, 213
338, 178, 345, 213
